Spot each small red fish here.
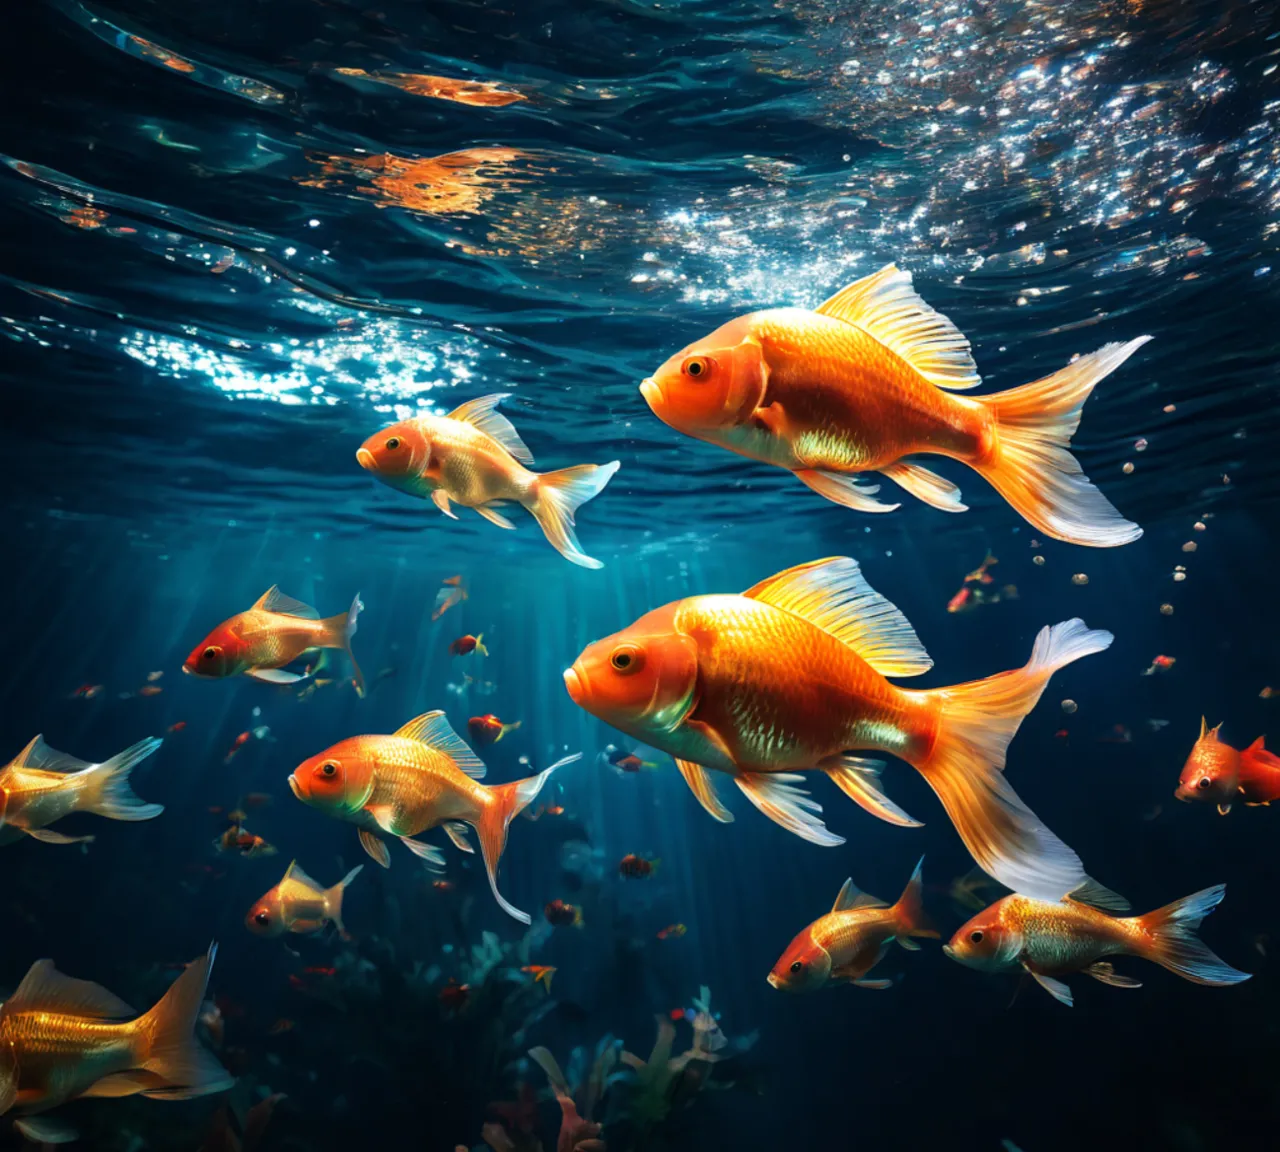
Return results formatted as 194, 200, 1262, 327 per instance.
544, 899, 583, 928
302, 966, 336, 977
657, 923, 687, 940
468, 714, 521, 745
449, 633, 489, 657
432, 880, 455, 892
520, 965, 556, 991
946, 586, 974, 614
965, 553, 998, 585
69, 684, 103, 699
139, 685, 163, 697
167, 721, 187, 734
618, 853, 659, 879
1153, 655, 1176, 670
438, 979, 470, 1011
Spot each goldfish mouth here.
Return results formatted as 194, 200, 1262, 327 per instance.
356, 448, 376, 471
639, 378, 662, 409
941, 945, 956, 959
563, 666, 587, 707
287, 775, 301, 799
766, 973, 779, 989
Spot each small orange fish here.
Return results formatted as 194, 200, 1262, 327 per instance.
944, 886, 1250, 1005
1176, 718, 1280, 813
946, 586, 974, 614
167, 721, 187, 734
356, 395, 620, 568
449, 633, 489, 657
468, 714, 521, 745
1153, 655, 1176, 670
640, 263, 1146, 546
608, 749, 656, 774
138, 685, 163, 697
656, 923, 686, 940
964, 553, 998, 585
543, 804, 565, 817
432, 879, 455, 892
245, 861, 362, 937
1261, 686, 1275, 699
184, 586, 365, 696
521, 965, 556, 991
213, 825, 276, 859
438, 980, 470, 1011
618, 853, 659, 879
69, 684, 103, 700
544, 899, 583, 928
433, 576, 468, 622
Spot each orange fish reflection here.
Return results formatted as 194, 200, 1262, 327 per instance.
333, 68, 525, 108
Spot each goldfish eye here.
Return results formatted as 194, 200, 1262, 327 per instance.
969, 930, 984, 944
254, 911, 270, 925
1197, 777, 1212, 790
386, 436, 402, 450
790, 960, 803, 974
681, 356, 712, 380
319, 762, 338, 778
610, 645, 644, 674
202, 647, 217, 661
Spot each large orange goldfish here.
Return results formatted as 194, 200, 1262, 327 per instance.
1175, 718, 1280, 814
0, 946, 231, 1140
768, 858, 936, 992
0, 735, 163, 847
184, 586, 365, 695
288, 711, 579, 922
565, 556, 1112, 902
356, 393, 620, 568
246, 860, 363, 937
944, 886, 1250, 1005
641, 264, 1146, 547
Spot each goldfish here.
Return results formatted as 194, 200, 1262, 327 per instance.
607, 746, 657, 774
245, 860, 363, 937
1261, 686, 1275, 699
288, 711, 578, 922
656, 923, 686, 940
432, 879, 455, 892
0, 946, 231, 1137
138, 685, 163, 697
944, 887, 1250, 1005
641, 263, 1146, 547
356, 394, 620, 568
965, 552, 998, 584
544, 899, 583, 928
167, 721, 187, 734
618, 853, 659, 879
433, 576, 468, 621
946, 586, 975, 614
183, 586, 365, 696
1176, 718, 1280, 813
438, 980, 470, 1012
0, 735, 163, 848
768, 859, 936, 992
565, 555, 1113, 902
468, 714, 521, 744
69, 684, 103, 699
521, 965, 557, 991
449, 633, 488, 657
1142, 654, 1176, 676
212, 824, 276, 859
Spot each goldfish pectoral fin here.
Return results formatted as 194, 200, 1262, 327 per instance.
431, 489, 458, 519
26, 828, 95, 846
358, 829, 391, 868
675, 759, 734, 823
751, 402, 787, 438
683, 717, 735, 764
1085, 962, 1142, 989
475, 504, 516, 530
443, 821, 475, 853
367, 805, 399, 833
734, 772, 844, 847
880, 462, 968, 512
1026, 968, 1074, 1007
1217, 803, 1233, 815
897, 937, 922, 951
14, 1116, 79, 1145
822, 754, 924, 826
795, 469, 901, 513
851, 978, 894, 990
400, 836, 446, 871
82, 1070, 167, 1098
245, 667, 307, 685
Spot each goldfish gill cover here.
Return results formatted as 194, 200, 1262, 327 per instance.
2, 0, 1280, 1149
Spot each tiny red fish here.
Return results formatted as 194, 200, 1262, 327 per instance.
657, 923, 687, 940
438, 979, 470, 1011
468, 714, 521, 745
139, 685, 163, 697
69, 684, 103, 699
167, 721, 187, 734
520, 965, 556, 991
544, 899, 583, 928
449, 633, 489, 657
1153, 655, 1175, 670
302, 966, 336, 977
618, 853, 659, 879
432, 880, 455, 892
946, 586, 974, 614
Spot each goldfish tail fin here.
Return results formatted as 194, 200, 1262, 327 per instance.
1137, 885, 1251, 985
476, 754, 581, 923
475, 633, 489, 658
325, 865, 364, 937
137, 944, 233, 1099
913, 619, 1112, 901
891, 856, 939, 941
79, 738, 164, 822
972, 338, 1148, 546
1242, 736, 1280, 775
526, 461, 620, 569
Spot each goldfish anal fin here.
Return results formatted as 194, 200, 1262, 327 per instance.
5, 958, 135, 1019
734, 772, 844, 847
252, 586, 319, 619
431, 490, 458, 519
9, 735, 89, 773
880, 462, 968, 512
822, 754, 923, 827
443, 821, 474, 853
1025, 967, 1074, 1006
358, 829, 391, 868
742, 557, 932, 677
831, 876, 888, 913
82, 1070, 167, 1098
27, 828, 95, 846
475, 505, 516, 530
794, 469, 901, 513
447, 393, 534, 464
246, 667, 307, 685
1085, 962, 1142, 989
851, 978, 893, 989
392, 711, 486, 779
897, 936, 922, 951
675, 759, 734, 823
14, 1117, 80, 1144
399, 836, 446, 870
815, 264, 980, 391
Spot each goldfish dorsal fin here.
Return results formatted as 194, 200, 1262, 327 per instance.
5, 959, 135, 1020
9, 735, 89, 773
447, 393, 534, 465
1245, 735, 1266, 753
832, 877, 888, 912
815, 264, 981, 391
283, 860, 322, 892
393, 711, 486, 779
1199, 716, 1208, 739
743, 557, 933, 678
253, 586, 319, 619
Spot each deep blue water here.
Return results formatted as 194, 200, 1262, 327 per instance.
3, 1, 1280, 1150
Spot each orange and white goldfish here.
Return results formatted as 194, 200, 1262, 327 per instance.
0, 736, 163, 848
245, 860, 363, 937
944, 887, 1250, 1005
564, 555, 1112, 902
0, 946, 231, 1135
521, 965, 557, 991
468, 714, 520, 745
768, 858, 936, 992
288, 712, 578, 922
641, 264, 1145, 547
184, 586, 365, 695
1176, 718, 1280, 813
356, 393, 620, 568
